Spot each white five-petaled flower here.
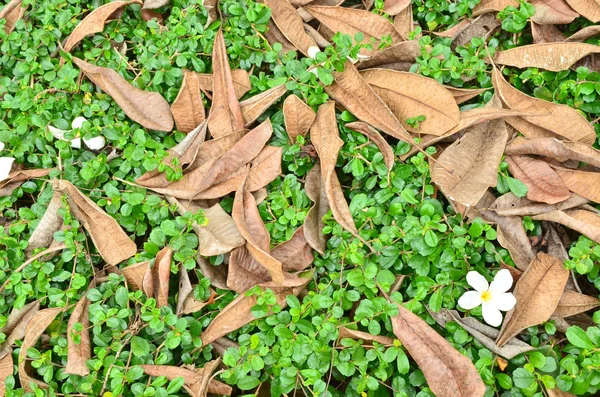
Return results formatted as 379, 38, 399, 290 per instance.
458, 269, 517, 327
48, 116, 106, 150
0, 142, 15, 183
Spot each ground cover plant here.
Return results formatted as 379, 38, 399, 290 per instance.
3, 0, 600, 396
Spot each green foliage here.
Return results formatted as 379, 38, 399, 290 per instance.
498, 0, 536, 34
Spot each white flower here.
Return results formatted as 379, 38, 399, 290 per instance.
458, 269, 517, 327
0, 142, 15, 182
48, 116, 105, 150
307, 46, 321, 60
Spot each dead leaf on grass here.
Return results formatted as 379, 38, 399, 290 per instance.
0, 168, 52, 197
552, 290, 600, 318
473, 0, 520, 16
491, 192, 588, 216
565, 0, 600, 22
283, 94, 316, 142
0, 0, 25, 35
495, 43, 600, 72
303, 163, 329, 255
240, 84, 287, 126
533, 209, 600, 244
346, 121, 395, 173
338, 326, 395, 346
122, 246, 172, 307
553, 166, 600, 204
530, 0, 579, 25
171, 70, 206, 133
506, 155, 571, 204
65, 293, 92, 376
272, 226, 314, 272
265, 0, 317, 56
505, 137, 600, 168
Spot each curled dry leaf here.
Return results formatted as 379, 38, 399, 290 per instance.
0, 168, 52, 197
122, 246, 172, 307
531, 22, 565, 44
202, 0, 218, 27
338, 327, 395, 346
547, 388, 578, 397
63, 1, 142, 52
142, 0, 169, 9
65, 292, 91, 376
506, 155, 571, 204
195, 70, 251, 99
283, 94, 316, 142
0, 0, 25, 35
394, 5, 416, 41
565, 25, 600, 42
565, 0, 600, 22
171, 70, 206, 133
552, 290, 600, 318
272, 226, 314, 272
357, 40, 421, 70
345, 121, 395, 172
505, 137, 600, 168
141, 360, 232, 397
491, 192, 588, 217
473, 0, 520, 15
201, 276, 312, 346
123, 261, 152, 295
264, 0, 317, 56
228, 245, 271, 293
19, 307, 67, 392
448, 14, 500, 49
530, 0, 579, 25
27, 191, 63, 256
0, 300, 40, 349
445, 86, 490, 104
73, 57, 173, 131
553, 166, 600, 204
0, 349, 12, 396
303, 163, 329, 255
361, 69, 460, 136
492, 67, 596, 145
240, 84, 287, 126
208, 28, 245, 139
177, 263, 193, 315
197, 255, 229, 290
264, 20, 296, 54
52, 180, 137, 266
383, 0, 411, 15
495, 43, 600, 72
533, 209, 600, 244
391, 304, 486, 397
496, 253, 569, 346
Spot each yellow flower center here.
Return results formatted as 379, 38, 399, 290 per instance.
481, 290, 492, 303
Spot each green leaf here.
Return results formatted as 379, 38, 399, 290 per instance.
131, 336, 150, 357
566, 326, 595, 349
513, 368, 536, 389
237, 376, 261, 390
507, 176, 528, 197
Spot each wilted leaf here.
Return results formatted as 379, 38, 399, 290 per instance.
227, 245, 271, 293
391, 304, 486, 397
177, 263, 194, 315
122, 246, 172, 306
283, 94, 316, 142
201, 276, 311, 346
0, 168, 52, 197
73, 57, 173, 131
64, 1, 142, 52
142, 0, 169, 9
303, 163, 329, 255
272, 226, 314, 272
445, 86, 490, 104
547, 388, 578, 397
27, 191, 63, 256
533, 209, 600, 244
65, 293, 91, 376
495, 43, 600, 72
0, 349, 12, 396
530, 0, 579, 25
497, 253, 568, 346
505, 137, 600, 168
338, 327, 395, 346
491, 192, 588, 216
565, 0, 600, 22
346, 121, 395, 173
565, 25, 600, 41
553, 166, 600, 204
0, 301, 40, 349
265, 0, 317, 56
208, 28, 245, 139
473, 0, 520, 15
357, 40, 421, 70
171, 70, 206, 133
383, 0, 411, 15
506, 155, 571, 204
492, 67, 596, 144
0, 0, 25, 34
122, 261, 152, 295
552, 290, 600, 318
52, 180, 137, 266
240, 85, 287, 126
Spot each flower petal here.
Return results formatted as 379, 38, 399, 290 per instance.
458, 291, 483, 310
489, 269, 513, 294
466, 271, 489, 292
482, 302, 503, 327
71, 116, 87, 129
0, 157, 15, 182
308, 46, 320, 60
0, 141, 4, 151
48, 125, 68, 140
492, 292, 517, 312
71, 138, 82, 149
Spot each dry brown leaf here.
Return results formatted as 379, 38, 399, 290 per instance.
357, 40, 421, 70
492, 67, 596, 144
306, 6, 403, 55
491, 192, 588, 216
531, 22, 566, 43
553, 166, 600, 204
19, 307, 67, 392
177, 263, 194, 315
283, 94, 316, 142
0, 301, 40, 349
496, 253, 568, 346
195, 70, 251, 99
123, 261, 153, 295
141, 360, 232, 397
201, 276, 311, 346
383, 0, 411, 15
391, 304, 486, 397
429, 308, 534, 359
272, 226, 314, 272
233, 170, 285, 285
435, 20, 470, 38
0, 168, 52, 197
0, 349, 12, 396
566, 25, 600, 41
202, 0, 218, 27
445, 86, 489, 104
393, 6, 416, 41
65, 293, 91, 376
197, 255, 229, 290
448, 14, 500, 49
0, 0, 25, 34
361, 69, 460, 136
506, 155, 571, 204
64, 1, 142, 52
533, 209, 600, 243
552, 290, 600, 318
73, 57, 173, 131
473, 0, 520, 15
153, 246, 172, 307
27, 191, 63, 256
264, 20, 297, 53
338, 327, 395, 346
547, 388, 578, 397
52, 180, 137, 265
143, 0, 169, 9
227, 245, 272, 293
345, 122, 395, 173
505, 137, 600, 168
171, 70, 206, 133
565, 0, 600, 22
303, 163, 329, 255
208, 28, 245, 139
530, 0, 579, 25
265, 0, 317, 56
495, 43, 600, 72
240, 85, 287, 126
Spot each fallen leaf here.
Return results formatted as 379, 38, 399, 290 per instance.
306, 6, 403, 55
240, 85, 287, 126
141, 360, 232, 397
553, 166, 600, 204
495, 43, 600, 72
391, 304, 486, 397
177, 263, 194, 315
122, 261, 153, 295
171, 70, 206, 133
434, 19, 471, 38
565, 25, 600, 41
65, 293, 91, 376
491, 192, 588, 216
0, 300, 40, 349
64, 1, 142, 52
496, 253, 568, 346
505, 137, 600, 168
283, 94, 316, 142
346, 121, 395, 173
0, 0, 25, 34
429, 308, 534, 359
0, 168, 52, 197
52, 180, 137, 266
530, 0, 579, 25
227, 245, 271, 293
357, 40, 421, 70
338, 326, 395, 346
547, 388, 578, 397
19, 307, 67, 392
361, 69, 460, 135
272, 226, 314, 272
303, 163, 329, 255
202, 0, 218, 27
565, 0, 600, 22
142, 0, 169, 9
533, 209, 600, 244
73, 57, 173, 131
152, 246, 173, 307
445, 86, 490, 104
197, 255, 229, 290
0, 349, 12, 396
552, 290, 600, 318
383, 0, 411, 15
473, 0, 520, 16
506, 155, 571, 204
447, 14, 500, 49
531, 21, 566, 43
208, 28, 245, 139
201, 276, 311, 346
264, 20, 297, 53
26, 191, 63, 256
492, 67, 596, 144
195, 70, 251, 99
265, 0, 317, 56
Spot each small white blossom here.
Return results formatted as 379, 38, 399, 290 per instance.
458, 269, 516, 327
0, 142, 15, 182
307, 46, 321, 60
48, 117, 105, 150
